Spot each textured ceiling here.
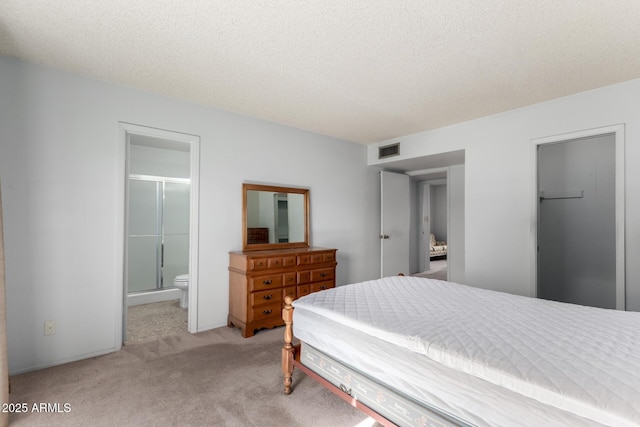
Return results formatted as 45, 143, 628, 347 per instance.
1, 1, 640, 144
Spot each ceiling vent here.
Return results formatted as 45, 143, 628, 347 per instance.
378, 142, 400, 159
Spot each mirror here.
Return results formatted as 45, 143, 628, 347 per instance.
242, 183, 310, 251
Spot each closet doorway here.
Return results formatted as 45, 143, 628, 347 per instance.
533, 125, 624, 310
119, 123, 200, 344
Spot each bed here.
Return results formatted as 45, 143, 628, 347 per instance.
281, 276, 640, 427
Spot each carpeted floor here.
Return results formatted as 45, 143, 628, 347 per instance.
413, 259, 447, 280
126, 300, 188, 343
8, 326, 380, 427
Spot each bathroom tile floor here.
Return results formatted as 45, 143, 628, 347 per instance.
126, 300, 188, 343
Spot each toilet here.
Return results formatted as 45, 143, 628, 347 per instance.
173, 274, 189, 308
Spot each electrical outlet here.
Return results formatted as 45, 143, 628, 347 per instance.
44, 320, 56, 336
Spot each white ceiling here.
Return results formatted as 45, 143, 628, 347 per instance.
2, 1, 640, 144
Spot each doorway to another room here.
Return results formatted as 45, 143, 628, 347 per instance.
378, 150, 465, 282
126, 173, 190, 342
415, 177, 448, 280
120, 123, 200, 345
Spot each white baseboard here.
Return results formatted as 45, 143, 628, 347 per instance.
127, 288, 181, 306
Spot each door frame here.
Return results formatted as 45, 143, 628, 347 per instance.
530, 124, 625, 309
116, 122, 201, 349
419, 180, 431, 274
409, 166, 449, 278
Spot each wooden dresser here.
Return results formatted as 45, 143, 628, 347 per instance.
228, 247, 337, 337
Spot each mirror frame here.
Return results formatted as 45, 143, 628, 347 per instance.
242, 183, 310, 251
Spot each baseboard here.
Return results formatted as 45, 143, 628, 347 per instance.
127, 288, 181, 306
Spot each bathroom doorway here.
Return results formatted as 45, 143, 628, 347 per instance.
126, 174, 189, 342
120, 123, 200, 344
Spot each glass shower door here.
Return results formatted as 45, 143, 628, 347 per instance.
127, 178, 190, 293
162, 182, 190, 287
128, 179, 162, 293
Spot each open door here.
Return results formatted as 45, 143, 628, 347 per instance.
380, 171, 410, 277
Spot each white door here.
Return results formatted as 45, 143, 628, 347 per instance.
380, 171, 410, 277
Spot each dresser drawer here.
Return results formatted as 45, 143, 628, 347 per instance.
323, 252, 335, 263
311, 281, 334, 293
310, 268, 334, 282
298, 254, 311, 265
283, 256, 297, 267
249, 258, 270, 270
297, 285, 311, 298
282, 286, 296, 301
297, 270, 311, 284
250, 302, 281, 322
267, 257, 284, 269
283, 272, 296, 287
249, 274, 283, 291
250, 289, 282, 307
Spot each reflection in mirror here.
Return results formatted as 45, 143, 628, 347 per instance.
246, 191, 305, 244
242, 184, 309, 251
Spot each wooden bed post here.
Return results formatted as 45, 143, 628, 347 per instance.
282, 296, 295, 395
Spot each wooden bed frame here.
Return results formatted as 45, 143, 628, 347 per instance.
281, 296, 399, 427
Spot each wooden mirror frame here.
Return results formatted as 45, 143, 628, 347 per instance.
242, 183, 310, 251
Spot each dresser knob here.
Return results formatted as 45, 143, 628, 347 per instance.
263, 294, 273, 300
263, 309, 272, 315
320, 273, 327, 277
263, 280, 272, 285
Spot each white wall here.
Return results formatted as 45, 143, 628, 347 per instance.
430, 184, 447, 241
369, 78, 640, 311
0, 56, 381, 374
447, 165, 465, 284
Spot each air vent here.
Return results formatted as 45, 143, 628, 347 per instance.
378, 142, 400, 159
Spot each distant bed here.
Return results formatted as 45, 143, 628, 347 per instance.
282, 276, 640, 426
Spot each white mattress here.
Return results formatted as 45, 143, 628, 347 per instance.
292, 276, 640, 427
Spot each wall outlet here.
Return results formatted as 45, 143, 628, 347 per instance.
44, 320, 56, 336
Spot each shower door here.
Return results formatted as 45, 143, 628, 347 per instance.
162, 181, 190, 288
127, 177, 190, 293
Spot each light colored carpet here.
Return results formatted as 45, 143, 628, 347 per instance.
126, 300, 188, 343
413, 259, 448, 280
8, 326, 381, 427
